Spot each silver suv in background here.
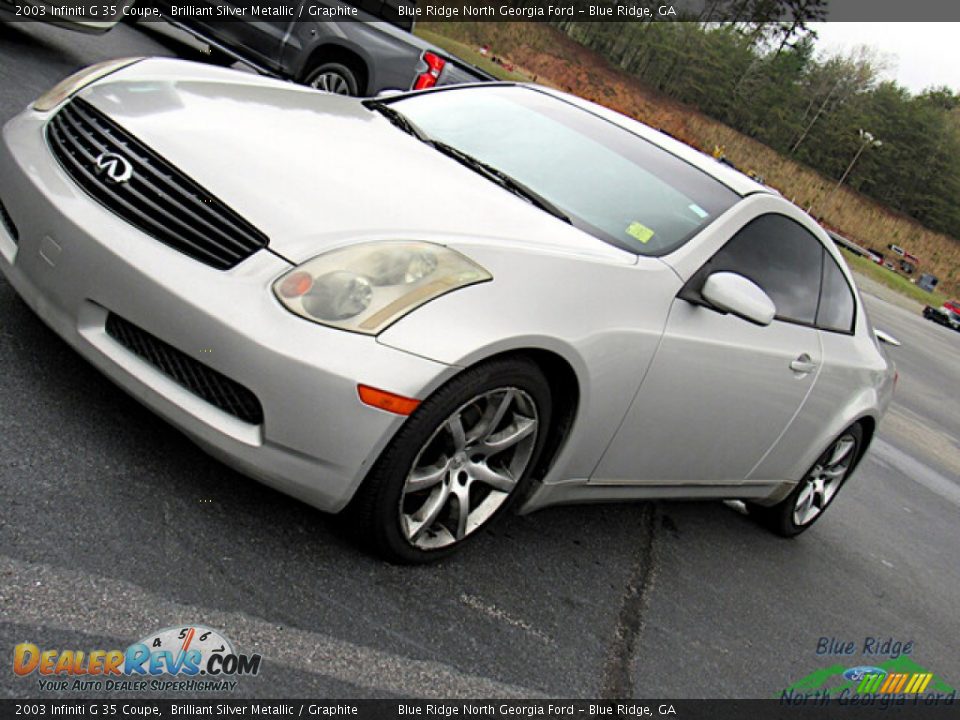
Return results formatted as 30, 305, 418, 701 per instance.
151, 0, 493, 95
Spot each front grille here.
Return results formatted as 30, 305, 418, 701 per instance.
0, 197, 18, 244
105, 313, 264, 425
47, 99, 268, 270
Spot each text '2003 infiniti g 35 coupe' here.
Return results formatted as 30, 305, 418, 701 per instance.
0, 58, 895, 562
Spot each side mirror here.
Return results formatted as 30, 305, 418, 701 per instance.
701, 272, 776, 326
875, 329, 901, 347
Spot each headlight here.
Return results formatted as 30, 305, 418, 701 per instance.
33, 57, 143, 112
273, 242, 491, 334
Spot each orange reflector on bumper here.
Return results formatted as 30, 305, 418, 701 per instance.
358, 384, 421, 416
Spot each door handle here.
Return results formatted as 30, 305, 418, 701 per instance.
790, 353, 817, 374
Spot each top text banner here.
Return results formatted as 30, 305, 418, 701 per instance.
3, 0, 960, 23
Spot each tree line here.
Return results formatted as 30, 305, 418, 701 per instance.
548, 7, 960, 249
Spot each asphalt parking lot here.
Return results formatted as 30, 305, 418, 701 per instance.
1, 21, 958, 700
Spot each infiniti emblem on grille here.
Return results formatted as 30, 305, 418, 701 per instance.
94, 152, 133, 184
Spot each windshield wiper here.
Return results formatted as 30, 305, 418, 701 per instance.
428, 140, 572, 225
368, 102, 571, 224
367, 101, 431, 142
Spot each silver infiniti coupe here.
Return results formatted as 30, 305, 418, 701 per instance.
0, 58, 895, 562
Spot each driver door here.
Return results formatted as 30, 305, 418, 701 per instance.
592, 212, 826, 485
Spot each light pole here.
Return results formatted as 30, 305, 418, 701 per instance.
818, 129, 882, 217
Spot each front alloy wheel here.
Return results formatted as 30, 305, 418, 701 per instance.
750, 424, 863, 536
351, 358, 552, 563
401, 388, 539, 550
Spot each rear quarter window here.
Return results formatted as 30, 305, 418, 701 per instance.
817, 255, 856, 333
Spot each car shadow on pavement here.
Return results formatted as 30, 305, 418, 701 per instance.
0, 284, 777, 696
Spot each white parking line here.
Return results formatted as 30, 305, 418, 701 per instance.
459, 593, 554, 646
872, 438, 960, 507
0, 556, 544, 698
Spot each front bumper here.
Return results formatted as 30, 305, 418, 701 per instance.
0, 107, 453, 512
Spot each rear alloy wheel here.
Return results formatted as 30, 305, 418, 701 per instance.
351, 358, 552, 563
304, 62, 359, 96
750, 424, 863, 537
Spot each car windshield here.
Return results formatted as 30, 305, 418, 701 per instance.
387, 85, 740, 255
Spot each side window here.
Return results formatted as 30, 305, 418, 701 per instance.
689, 214, 824, 325
818, 254, 856, 333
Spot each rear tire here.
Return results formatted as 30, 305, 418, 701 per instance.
749, 424, 863, 537
349, 358, 553, 564
303, 62, 360, 96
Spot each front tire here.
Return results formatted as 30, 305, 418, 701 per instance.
749, 424, 863, 537
350, 358, 553, 563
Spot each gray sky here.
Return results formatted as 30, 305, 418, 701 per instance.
809, 23, 960, 94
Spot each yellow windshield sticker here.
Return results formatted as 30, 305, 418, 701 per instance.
626, 222, 655, 244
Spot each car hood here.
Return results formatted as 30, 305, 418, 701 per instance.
77, 59, 632, 266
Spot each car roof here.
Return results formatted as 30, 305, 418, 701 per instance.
392, 82, 775, 197
406, 82, 774, 197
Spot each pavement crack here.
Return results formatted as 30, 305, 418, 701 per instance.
600, 502, 660, 699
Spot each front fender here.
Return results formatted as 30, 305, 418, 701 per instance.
378, 245, 680, 482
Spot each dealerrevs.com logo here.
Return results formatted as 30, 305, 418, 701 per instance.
13, 625, 262, 693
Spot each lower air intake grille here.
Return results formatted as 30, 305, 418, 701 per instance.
0, 197, 18, 244
105, 313, 264, 425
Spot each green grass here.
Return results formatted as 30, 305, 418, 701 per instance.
413, 29, 533, 82
840, 248, 948, 307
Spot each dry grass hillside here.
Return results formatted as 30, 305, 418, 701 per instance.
420, 22, 960, 297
